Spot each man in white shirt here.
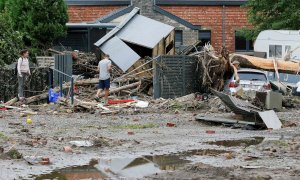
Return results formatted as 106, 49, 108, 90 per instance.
95, 54, 112, 104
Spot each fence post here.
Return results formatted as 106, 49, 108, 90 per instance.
71, 77, 74, 106
59, 74, 63, 97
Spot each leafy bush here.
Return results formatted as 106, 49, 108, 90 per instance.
0, 10, 24, 66
7, 0, 68, 48
242, 0, 300, 40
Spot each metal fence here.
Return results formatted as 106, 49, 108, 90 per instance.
0, 54, 73, 104
0, 68, 49, 103
153, 55, 201, 99
54, 54, 73, 87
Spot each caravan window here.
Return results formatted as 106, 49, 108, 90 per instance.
269, 45, 282, 58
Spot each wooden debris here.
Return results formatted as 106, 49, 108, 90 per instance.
193, 44, 228, 92
4, 98, 18, 106
48, 48, 64, 55
231, 54, 300, 74
97, 81, 141, 98
20, 111, 38, 115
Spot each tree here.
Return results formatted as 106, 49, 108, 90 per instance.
0, 0, 7, 10
242, 0, 300, 40
0, 10, 24, 66
7, 0, 68, 48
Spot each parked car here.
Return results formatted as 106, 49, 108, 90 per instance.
224, 68, 271, 95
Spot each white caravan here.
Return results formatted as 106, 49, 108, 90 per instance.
254, 30, 300, 60
254, 30, 300, 91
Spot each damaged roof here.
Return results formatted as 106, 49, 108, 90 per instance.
100, 36, 141, 72
94, 7, 174, 72
117, 14, 174, 49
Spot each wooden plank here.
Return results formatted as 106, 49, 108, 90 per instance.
152, 43, 159, 57
195, 115, 256, 125
126, 59, 152, 78
36, 56, 55, 68
158, 39, 165, 55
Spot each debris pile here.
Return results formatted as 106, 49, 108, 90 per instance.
193, 45, 229, 92
1, 41, 300, 132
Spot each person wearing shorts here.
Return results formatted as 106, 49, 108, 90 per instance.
95, 54, 112, 103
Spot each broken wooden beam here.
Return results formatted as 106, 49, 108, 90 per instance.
4, 97, 18, 106
74, 78, 98, 86
231, 54, 300, 74
48, 48, 64, 55
97, 81, 141, 98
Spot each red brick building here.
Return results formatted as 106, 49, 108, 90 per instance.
64, 0, 252, 53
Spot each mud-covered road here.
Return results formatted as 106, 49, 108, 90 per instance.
0, 109, 299, 179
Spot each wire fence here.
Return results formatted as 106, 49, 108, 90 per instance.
0, 67, 50, 103
153, 55, 201, 99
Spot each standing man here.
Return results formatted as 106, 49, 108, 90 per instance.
95, 54, 112, 104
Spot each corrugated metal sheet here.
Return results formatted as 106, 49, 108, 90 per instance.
54, 54, 73, 87
211, 89, 263, 124
100, 36, 141, 72
153, 55, 200, 99
94, 7, 140, 47
118, 15, 174, 49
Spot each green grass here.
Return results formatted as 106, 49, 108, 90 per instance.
272, 140, 289, 147
0, 132, 8, 140
80, 125, 101, 129
113, 123, 156, 129
7, 149, 22, 159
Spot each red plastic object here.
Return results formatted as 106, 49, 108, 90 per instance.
0, 108, 7, 111
263, 83, 271, 90
166, 123, 176, 127
128, 131, 134, 135
228, 82, 238, 88
107, 100, 135, 105
206, 130, 215, 134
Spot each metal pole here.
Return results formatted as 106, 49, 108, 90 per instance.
71, 77, 74, 106
222, 5, 226, 45
59, 74, 63, 97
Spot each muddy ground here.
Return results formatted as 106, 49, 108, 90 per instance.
0, 107, 300, 180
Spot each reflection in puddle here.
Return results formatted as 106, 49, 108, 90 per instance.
32, 149, 229, 179
206, 137, 265, 147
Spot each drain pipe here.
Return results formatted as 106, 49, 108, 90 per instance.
222, 5, 226, 46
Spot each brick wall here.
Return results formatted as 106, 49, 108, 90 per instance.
68, 5, 124, 22
160, 5, 251, 52
66, 2, 251, 52
131, 0, 198, 46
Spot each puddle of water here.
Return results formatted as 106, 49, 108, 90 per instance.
206, 137, 265, 147
31, 149, 229, 179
